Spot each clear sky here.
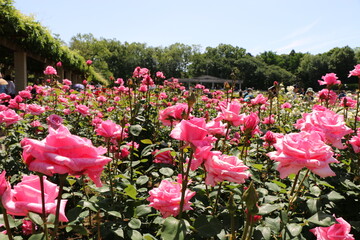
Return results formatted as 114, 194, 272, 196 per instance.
13, 0, 360, 55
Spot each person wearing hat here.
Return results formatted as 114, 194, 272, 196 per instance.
304, 87, 314, 102
0, 73, 8, 94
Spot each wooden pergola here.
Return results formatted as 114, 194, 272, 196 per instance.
178, 75, 242, 89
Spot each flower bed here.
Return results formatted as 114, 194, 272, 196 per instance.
0, 65, 359, 239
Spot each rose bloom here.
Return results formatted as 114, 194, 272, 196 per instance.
156, 71, 166, 79
21, 125, 112, 187
215, 100, 243, 126
241, 112, 261, 136
95, 119, 127, 140
22, 219, 36, 236
46, 114, 63, 129
295, 106, 353, 149
170, 117, 215, 148
250, 94, 268, 106
26, 104, 45, 115
62, 79, 72, 86
152, 149, 175, 165
30, 120, 41, 128
191, 145, 213, 171
267, 131, 338, 178
115, 78, 124, 85
86, 60, 93, 65
56, 61, 62, 67
318, 89, 337, 105
204, 151, 251, 186
341, 96, 357, 108
262, 115, 275, 125
147, 178, 196, 218
158, 103, 190, 126
349, 130, 360, 153
310, 215, 354, 240
138, 84, 148, 92
281, 102, 292, 109
205, 120, 227, 137
43, 66, 57, 75
261, 131, 283, 148
75, 104, 90, 116
348, 64, 360, 77
1, 175, 68, 222
0, 109, 22, 126
18, 90, 32, 99
0, 171, 7, 196
318, 73, 341, 86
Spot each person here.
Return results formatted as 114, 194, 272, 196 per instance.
5, 75, 16, 98
243, 88, 254, 102
0, 73, 8, 94
304, 87, 314, 102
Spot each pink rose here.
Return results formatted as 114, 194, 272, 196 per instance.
205, 120, 227, 137
62, 79, 72, 86
170, 117, 215, 148
147, 178, 195, 218
262, 115, 275, 125
43, 66, 57, 75
26, 104, 45, 115
295, 106, 353, 149
46, 114, 63, 130
75, 104, 90, 116
281, 102, 292, 109
341, 96, 357, 108
215, 100, 243, 126
250, 94, 268, 106
158, 103, 190, 126
0, 109, 22, 126
22, 219, 37, 235
310, 215, 354, 240
349, 130, 360, 153
56, 61, 62, 67
267, 131, 338, 178
204, 151, 251, 186
348, 64, 360, 77
318, 89, 337, 105
21, 125, 112, 187
95, 119, 126, 140
241, 112, 261, 136
318, 73, 341, 86
156, 71, 166, 79
152, 149, 175, 165
1, 175, 68, 222
0, 171, 8, 196
86, 60, 93, 66
18, 90, 32, 99
261, 131, 283, 148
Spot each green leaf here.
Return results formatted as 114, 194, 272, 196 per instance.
306, 199, 320, 215
82, 200, 98, 212
65, 224, 89, 235
254, 226, 271, 240
143, 233, 157, 240
28, 233, 45, 240
326, 191, 345, 201
258, 204, 282, 215
127, 229, 142, 240
128, 218, 142, 229
130, 125, 142, 136
135, 205, 153, 217
193, 215, 222, 237
271, 180, 287, 189
124, 184, 137, 199
264, 216, 281, 232
28, 212, 44, 225
285, 223, 302, 237
141, 139, 153, 144
154, 148, 174, 157
107, 211, 122, 218
0, 213, 16, 228
160, 217, 188, 240
308, 212, 337, 227
265, 182, 282, 192
159, 167, 174, 176
113, 228, 124, 238
136, 175, 149, 185
252, 164, 263, 170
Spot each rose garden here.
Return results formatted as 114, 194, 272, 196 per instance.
0, 63, 359, 240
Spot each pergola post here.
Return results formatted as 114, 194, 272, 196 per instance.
14, 50, 27, 91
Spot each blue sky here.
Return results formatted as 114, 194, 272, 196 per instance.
13, 0, 360, 55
